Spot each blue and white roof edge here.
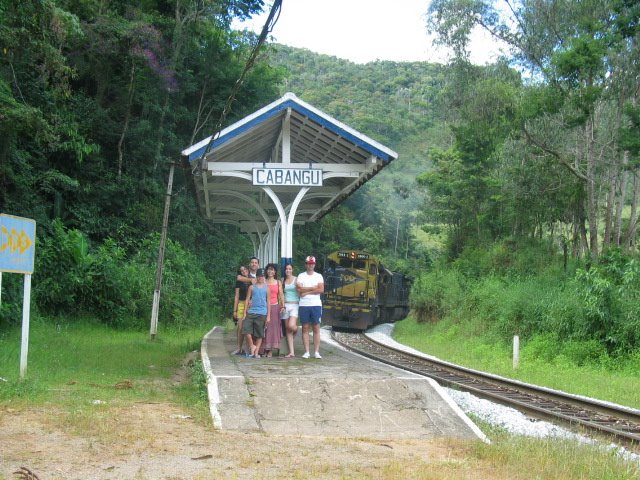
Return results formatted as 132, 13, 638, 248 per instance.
181, 92, 398, 164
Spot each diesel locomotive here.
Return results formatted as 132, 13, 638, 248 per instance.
321, 250, 411, 331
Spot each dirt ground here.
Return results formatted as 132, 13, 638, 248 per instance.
0, 359, 488, 480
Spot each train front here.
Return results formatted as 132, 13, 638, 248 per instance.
322, 251, 377, 331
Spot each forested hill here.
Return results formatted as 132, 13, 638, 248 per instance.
268, 44, 449, 175
266, 45, 456, 265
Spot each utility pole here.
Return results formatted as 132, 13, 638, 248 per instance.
394, 217, 400, 254
406, 222, 410, 259
150, 162, 175, 339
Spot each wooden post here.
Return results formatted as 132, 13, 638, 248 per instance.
150, 162, 175, 339
513, 335, 520, 369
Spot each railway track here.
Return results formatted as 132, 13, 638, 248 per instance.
332, 331, 640, 448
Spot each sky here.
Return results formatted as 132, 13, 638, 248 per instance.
233, 0, 506, 65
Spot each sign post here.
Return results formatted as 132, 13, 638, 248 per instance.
0, 214, 36, 379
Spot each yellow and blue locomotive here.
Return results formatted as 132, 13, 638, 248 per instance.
321, 250, 410, 331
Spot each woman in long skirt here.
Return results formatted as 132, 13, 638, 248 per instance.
262, 263, 284, 357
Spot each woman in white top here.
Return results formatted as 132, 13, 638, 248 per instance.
282, 263, 300, 358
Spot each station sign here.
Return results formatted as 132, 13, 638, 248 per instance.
253, 167, 323, 187
0, 214, 36, 274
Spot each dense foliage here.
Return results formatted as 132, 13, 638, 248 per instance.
410, 241, 640, 356
267, 3, 640, 360
0, 0, 281, 328
1, 0, 639, 365
425, 0, 640, 258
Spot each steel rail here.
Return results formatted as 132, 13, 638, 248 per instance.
331, 331, 640, 448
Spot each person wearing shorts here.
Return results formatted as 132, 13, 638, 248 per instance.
232, 265, 250, 355
242, 268, 270, 358
296, 256, 324, 359
282, 263, 300, 358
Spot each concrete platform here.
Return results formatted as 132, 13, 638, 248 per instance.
201, 326, 486, 441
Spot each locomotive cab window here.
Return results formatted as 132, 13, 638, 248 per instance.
369, 264, 377, 275
325, 260, 339, 276
338, 258, 367, 270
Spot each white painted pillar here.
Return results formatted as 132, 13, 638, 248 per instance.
261, 186, 288, 270
286, 188, 310, 259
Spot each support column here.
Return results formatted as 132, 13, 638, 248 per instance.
285, 188, 310, 260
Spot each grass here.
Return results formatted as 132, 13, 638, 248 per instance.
391, 318, 640, 478
1, 317, 639, 479
468, 421, 639, 480
393, 317, 640, 409
0, 318, 210, 414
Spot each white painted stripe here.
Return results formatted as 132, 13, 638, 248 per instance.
427, 376, 490, 443
200, 326, 222, 429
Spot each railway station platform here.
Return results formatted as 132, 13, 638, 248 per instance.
201, 326, 486, 441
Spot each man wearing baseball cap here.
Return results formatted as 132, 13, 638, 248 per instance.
296, 255, 324, 359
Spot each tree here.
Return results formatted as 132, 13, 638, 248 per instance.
416, 60, 520, 255
427, 0, 640, 256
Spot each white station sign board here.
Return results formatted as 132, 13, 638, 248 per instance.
253, 168, 323, 187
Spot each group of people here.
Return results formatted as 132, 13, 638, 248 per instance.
232, 255, 324, 359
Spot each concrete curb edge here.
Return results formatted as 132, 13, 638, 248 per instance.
201, 326, 222, 429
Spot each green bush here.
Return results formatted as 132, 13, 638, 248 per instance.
463, 275, 504, 325
521, 333, 561, 362
452, 239, 561, 278
574, 248, 640, 352
410, 269, 464, 323
416, 243, 640, 355
16, 220, 219, 329
560, 339, 608, 366
0, 272, 24, 328
141, 235, 219, 329
83, 239, 154, 328
521, 335, 609, 368
34, 219, 91, 315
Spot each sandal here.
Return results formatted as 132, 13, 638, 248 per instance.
284, 353, 295, 358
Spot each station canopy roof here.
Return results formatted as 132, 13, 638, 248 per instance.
181, 92, 398, 236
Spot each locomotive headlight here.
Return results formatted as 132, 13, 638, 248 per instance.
332, 288, 337, 294
359, 290, 365, 297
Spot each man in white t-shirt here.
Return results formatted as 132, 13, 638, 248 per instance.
296, 255, 324, 359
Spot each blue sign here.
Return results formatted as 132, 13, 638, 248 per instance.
0, 214, 36, 274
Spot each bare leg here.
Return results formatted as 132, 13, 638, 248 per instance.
285, 316, 298, 357
236, 318, 245, 352
253, 338, 263, 358
245, 333, 255, 356
312, 323, 321, 354
302, 323, 311, 354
